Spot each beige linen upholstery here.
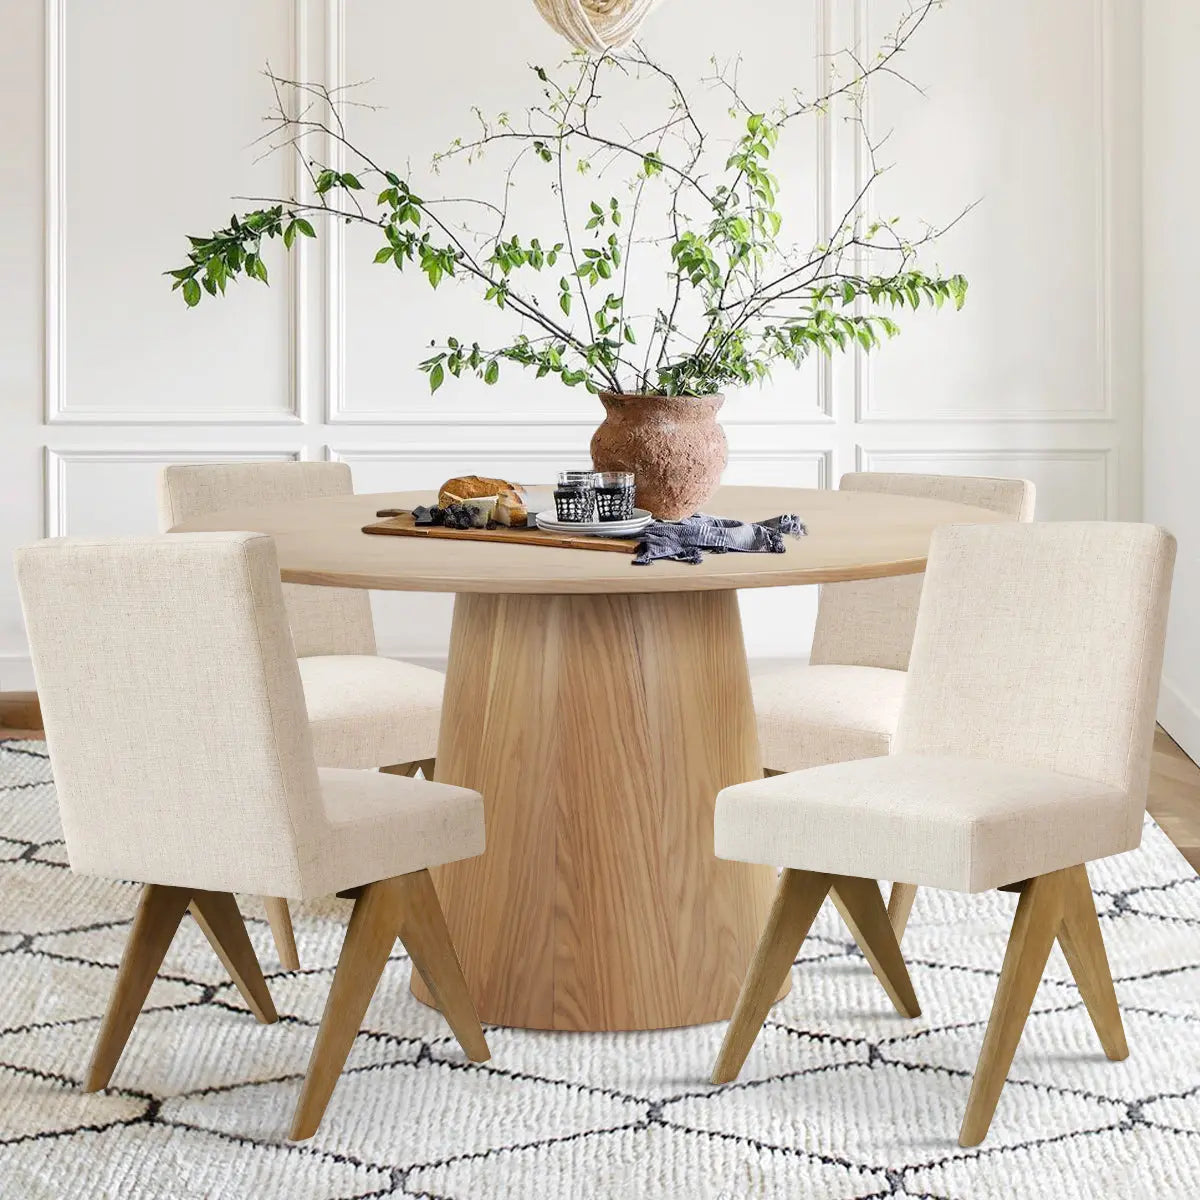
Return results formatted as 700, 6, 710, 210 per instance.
714, 753, 1126, 893
711, 521, 1176, 1144
15, 534, 482, 901
15, 533, 488, 1138
753, 473, 1034, 774
758, 472, 1032, 772
158, 461, 443, 771
299, 656, 443, 770
724, 522, 1175, 886
159, 461, 375, 658
810, 473, 1037, 672
754, 664, 905, 770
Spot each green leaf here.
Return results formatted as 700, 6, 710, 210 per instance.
559, 292, 571, 315
340, 173, 363, 190
182, 278, 201, 307
429, 362, 445, 392
283, 221, 296, 250
294, 218, 316, 238
484, 359, 500, 385
374, 246, 395, 264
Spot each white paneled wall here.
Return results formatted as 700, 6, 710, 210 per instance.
1144, 0, 1200, 762
0, 0, 1142, 685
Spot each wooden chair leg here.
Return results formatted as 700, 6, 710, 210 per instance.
1057, 864, 1128, 1061
830, 877, 920, 1018
959, 868, 1068, 1147
85, 883, 193, 1092
291, 879, 401, 1139
711, 869, 832, 1084
393, 869, 489, 1062
190, 892, 278, 1024
262, 896, 300, 971
888, 882, 919, 941
381, 759, 438, 780
381, 761, 421, 778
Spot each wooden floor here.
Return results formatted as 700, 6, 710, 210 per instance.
1148, 728, 1200, 874
1, 689, 1198, 876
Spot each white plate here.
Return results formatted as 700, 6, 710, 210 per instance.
535, 508, 653, 537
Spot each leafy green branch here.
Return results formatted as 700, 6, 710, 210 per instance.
168, 0, 969, 399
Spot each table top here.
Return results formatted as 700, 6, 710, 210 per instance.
172, 485, 1008, 595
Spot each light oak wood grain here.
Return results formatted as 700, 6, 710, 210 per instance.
363, 513, 635, 554
1057, 864, 1128, 1061
410, 587, 785, 1030
86, 884, 278, 1092
887, 881, 919, 940
393, 869, 490, 1063
960, 869, 1068, 1147
830, 877, 920, 1019
190, 891, 278, 1023
712, 869, 832, 1084
291, 878, 405, 1140
171, 485, 1009, 595
0, 691, 41, 733
85, 884, 194, 1091
1149, 729, 1200, 873
262, 897, 300, 972
290, 869, 487, 1141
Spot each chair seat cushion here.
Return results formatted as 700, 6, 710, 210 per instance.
307, 768, 484, 898
752, 664, 907, 771
298, 655, 443, 769
714, 753, 1134, 893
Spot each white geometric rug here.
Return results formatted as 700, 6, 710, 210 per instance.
1, 739, 1198, 1200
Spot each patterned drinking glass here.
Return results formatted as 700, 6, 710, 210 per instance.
594, 472, 635, 521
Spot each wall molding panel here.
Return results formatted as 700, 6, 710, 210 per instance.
850, 0, 1118, 426
855, 446, 1115, 520
44, 447, 300, 538
43, 0, 302, 425
323, 0, 834, 427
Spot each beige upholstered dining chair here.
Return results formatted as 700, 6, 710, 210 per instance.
159, 461, 445, 970
753, 472, 1036, 937
712, 521, 1175, 1146
15, 532, 488, 1140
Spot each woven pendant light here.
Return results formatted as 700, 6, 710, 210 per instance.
532, 0, 660, 53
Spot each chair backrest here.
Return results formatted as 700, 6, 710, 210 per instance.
15, 533, 326, 897
896, 522, 1175, 816
810, 473, 1036, 671
158, 461, 375, 658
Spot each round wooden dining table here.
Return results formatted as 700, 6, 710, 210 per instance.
176, 484, 1006, 1032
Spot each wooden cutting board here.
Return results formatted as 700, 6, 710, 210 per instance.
362, 512, 638, 554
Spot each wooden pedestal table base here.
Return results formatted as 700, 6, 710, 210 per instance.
411, 589, 788, 1031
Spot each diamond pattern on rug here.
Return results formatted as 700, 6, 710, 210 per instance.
1, 739, 1198, 1199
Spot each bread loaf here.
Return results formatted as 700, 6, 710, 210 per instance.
438, 475, 520, 510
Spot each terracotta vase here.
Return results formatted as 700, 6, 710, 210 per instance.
590, 392, 727, 521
